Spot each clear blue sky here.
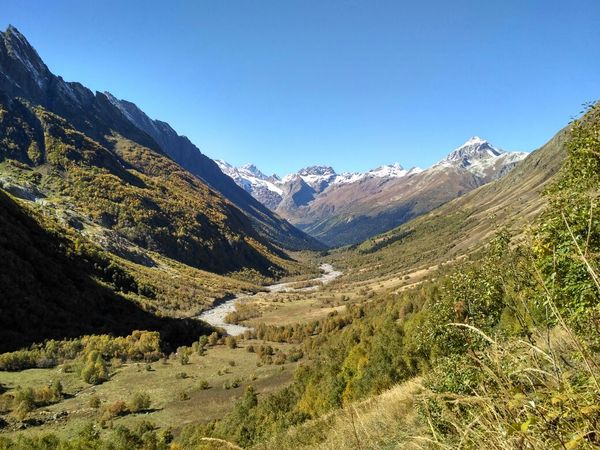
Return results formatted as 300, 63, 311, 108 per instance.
2, 1, 599, 175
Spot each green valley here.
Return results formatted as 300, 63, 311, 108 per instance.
0, 12, 599, 450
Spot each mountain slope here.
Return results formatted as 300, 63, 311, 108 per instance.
215, 161, 283, 210
104, 92, 323, 251
0, 25, 307, 276
0, 93, 279, 275
0, 188, 212, 353
336, 126, 567, 282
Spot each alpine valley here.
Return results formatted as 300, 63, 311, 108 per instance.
1, 20, 599, 450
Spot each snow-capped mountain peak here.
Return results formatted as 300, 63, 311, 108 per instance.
442, 137, 504, 164
217, 136, 526, 213
433, 137, 527, 178
366, 162, 406, 178
437, 137, 502, 170
215, 160, 283, 209
462, 136, 488, 147
240, 163, 268, 179
282, 166, 338, 192
297, 166, 336, 177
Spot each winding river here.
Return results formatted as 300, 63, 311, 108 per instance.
198, 263, 342, 336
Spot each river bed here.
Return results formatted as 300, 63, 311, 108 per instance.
198, 263, 342, 336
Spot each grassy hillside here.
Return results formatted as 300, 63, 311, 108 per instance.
0, 188, 214, 353
0, 95, 292, 277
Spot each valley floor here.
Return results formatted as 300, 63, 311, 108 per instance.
0, 341, 300, 440
0, 257, 345, 441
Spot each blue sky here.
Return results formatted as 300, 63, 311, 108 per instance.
2, 1, 599, 175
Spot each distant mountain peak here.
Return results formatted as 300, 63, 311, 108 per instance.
442, 136, 504, 166
462, 136, 488, 146
240, 163, 267, 179
297, 165, 336, 177
364, 162, 408, 179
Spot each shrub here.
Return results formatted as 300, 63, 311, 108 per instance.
287, 348, 303, 362
105, 400, 128, 418
197, 335, 209, 355
274, 352, 286, 365
12, 388, 35, 420
51, 380, 63, 399
89, 395, 101, 409
129, 392, 151, 413
225, 336, 237, 349
0, 393, 12, 414
208, 332, 219, 346
80, 351, 109, 385
177, 347, 191, 365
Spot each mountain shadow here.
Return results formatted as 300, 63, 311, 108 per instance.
0, 189, 212, 353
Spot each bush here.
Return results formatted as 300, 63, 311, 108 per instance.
287, 348, 303, 362
274, 352, 286, 365
129, 392, 151, 413
0, 393, 12, 414
177, 346, 191, 365
225, 336, 237, 349
51, 380, 63, 398
208, 332, 219, 346
80, 351, 109, 385
104, 400, 128, 419
12, 388, 35, 420
89, 395, 101, 409
197, 335, 208, 355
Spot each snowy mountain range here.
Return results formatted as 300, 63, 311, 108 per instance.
217, 137, 527, 246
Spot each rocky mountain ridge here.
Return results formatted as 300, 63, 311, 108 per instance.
218, 137, 527, 246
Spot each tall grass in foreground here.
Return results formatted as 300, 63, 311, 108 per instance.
423, 326, 600, 449
421, 240, 600, 449
256, 379, 424, 450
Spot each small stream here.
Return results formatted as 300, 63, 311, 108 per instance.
198, 263, 342, 336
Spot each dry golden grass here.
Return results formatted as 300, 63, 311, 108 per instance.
257, 378, 425, 450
